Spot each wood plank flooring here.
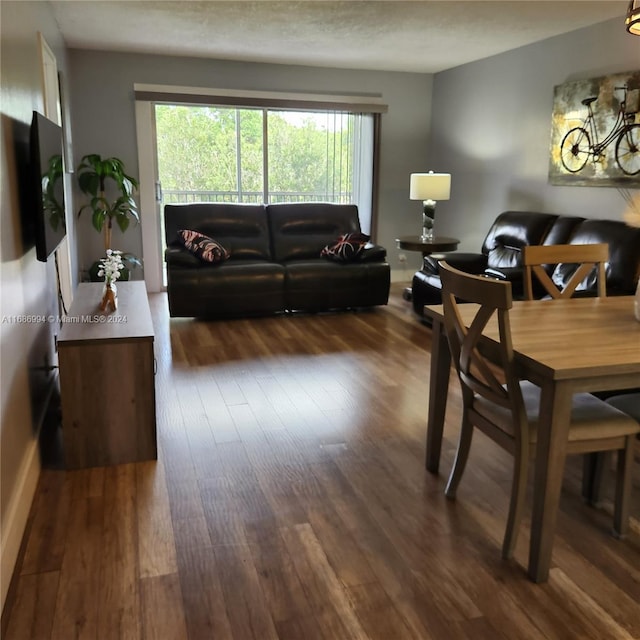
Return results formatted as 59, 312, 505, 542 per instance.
3, 284, 640, 639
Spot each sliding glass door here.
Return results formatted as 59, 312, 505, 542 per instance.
155, 104, 372, 202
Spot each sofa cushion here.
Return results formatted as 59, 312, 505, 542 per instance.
165, 203, 272, 260
177, 229, 230, 264
166, 260, 286, 318
543, 216, 585, 246
268, 202, 361, 262
285, 259, 390, 310
321, 232, 370, 262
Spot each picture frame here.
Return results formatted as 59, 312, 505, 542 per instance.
548, 70, 640, 187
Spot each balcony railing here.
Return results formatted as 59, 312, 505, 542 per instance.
162, 190, 353, 204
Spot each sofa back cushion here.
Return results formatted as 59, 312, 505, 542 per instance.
552, 219, 640, 295
542, 216, 585, 246
268, 203, 361, 262
482, 211, 560, 269
164, 203, 271, 260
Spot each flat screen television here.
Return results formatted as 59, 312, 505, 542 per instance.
30, 111, 66, 262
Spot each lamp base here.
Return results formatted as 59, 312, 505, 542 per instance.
421, 200, 436, 242
421, 227, 434, 242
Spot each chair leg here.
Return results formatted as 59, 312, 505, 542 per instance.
613, 437, 634, 538
445, 415, 474, 499
502, 440, 529, 559
582, 452, 606, 505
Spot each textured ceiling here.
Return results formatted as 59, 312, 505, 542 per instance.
50, 0, 628, 73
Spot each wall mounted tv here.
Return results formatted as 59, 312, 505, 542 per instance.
30, 111, 66, 262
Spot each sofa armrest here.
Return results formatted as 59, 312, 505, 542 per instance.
484, 266, 524, 281
359, 243, 387, 262
423, 252, 487, 275
484, 266, 529, 298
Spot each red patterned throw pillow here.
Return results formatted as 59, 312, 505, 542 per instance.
177, 229, 230, 264
321, 232, 370, 263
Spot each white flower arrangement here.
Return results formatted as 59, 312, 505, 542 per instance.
97, 249, 124, 285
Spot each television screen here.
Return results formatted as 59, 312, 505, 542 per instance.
31, 111, 66, 262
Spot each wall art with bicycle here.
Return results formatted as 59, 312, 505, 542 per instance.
549, 70, 640, 186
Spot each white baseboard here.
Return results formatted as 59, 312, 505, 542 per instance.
0, 437, 41, 613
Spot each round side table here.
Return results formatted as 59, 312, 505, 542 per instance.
396, 236, 460, 300
396, 236, 460, 255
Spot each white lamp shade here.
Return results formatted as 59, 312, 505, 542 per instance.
410, 172, 451, 201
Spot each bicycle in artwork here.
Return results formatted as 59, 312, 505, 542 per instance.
560, 85, 639, 176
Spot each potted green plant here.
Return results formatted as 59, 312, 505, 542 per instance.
76, 154, 141, 279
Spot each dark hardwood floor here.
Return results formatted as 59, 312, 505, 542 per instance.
3, 284, 640, 639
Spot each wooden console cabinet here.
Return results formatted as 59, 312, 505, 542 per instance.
58, 281, 157, 469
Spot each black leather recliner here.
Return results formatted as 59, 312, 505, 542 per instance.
411, 211, 640, 315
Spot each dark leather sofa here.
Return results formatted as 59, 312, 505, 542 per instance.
411, 211, 640, 315
164, 202, 390, 318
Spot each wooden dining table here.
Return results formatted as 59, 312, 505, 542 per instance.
423, 295, 640, 583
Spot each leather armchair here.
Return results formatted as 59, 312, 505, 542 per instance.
411, 211, 640, 315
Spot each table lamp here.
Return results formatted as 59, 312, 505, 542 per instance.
410, 171, 451, 241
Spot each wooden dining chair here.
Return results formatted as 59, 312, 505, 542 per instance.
523, 243, 621, 505
607, 393, 640, 463
522, 243, 608, 300
586, 393, 640, 504
439, 261, 639, 559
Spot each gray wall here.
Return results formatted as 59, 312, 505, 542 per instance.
428, 17, 639, 252
0, 0, 73, 609
68, 50, 433, 277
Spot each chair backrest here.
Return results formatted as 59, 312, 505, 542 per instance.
522, 243, 608, 300
439, 262, 526, 428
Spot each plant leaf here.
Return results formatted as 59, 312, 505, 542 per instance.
92, 209, 106, 233
116, 215, 130, 233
